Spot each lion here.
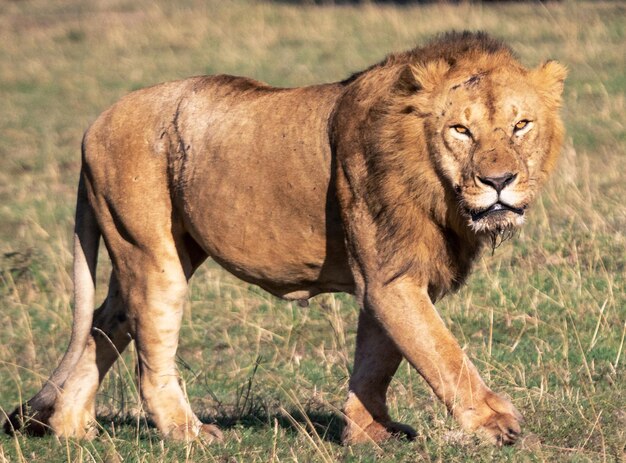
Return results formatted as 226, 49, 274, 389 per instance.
5, 31, 566, 446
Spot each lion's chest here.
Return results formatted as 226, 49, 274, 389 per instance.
426, 228, 483, 302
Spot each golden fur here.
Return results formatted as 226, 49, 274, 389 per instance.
6, 32, 566, 446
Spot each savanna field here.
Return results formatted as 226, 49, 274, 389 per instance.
0, 0, 624, 461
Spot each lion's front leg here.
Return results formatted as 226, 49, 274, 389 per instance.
342, 308, 416, 444
365, 278, 522, 445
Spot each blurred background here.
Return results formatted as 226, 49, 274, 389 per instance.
0, 1, 624, 461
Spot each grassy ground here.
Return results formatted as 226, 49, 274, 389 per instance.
0, 0, 624, 461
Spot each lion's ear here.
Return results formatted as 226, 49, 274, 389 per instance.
412, 60, 451, 93
532, 60, 568, 106
396, 60, 450, 95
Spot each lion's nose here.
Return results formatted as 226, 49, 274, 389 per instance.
477, 173, 517, 194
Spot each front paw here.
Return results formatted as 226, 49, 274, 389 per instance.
456, 391, 523, 445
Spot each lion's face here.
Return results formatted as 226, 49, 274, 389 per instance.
416, 59, 566, 234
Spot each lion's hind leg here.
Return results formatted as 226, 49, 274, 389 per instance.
342, 309, 417, 445
116, 245, 222, 442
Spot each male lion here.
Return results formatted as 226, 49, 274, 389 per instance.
6, 32, 566, 446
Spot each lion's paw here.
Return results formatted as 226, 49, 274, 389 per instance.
457, 391, 523, 445
167, 422, 223, 442
199, 423, 223, 443
48, 407, 97, 440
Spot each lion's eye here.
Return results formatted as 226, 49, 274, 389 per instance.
450, 124, 472, 140
513, 119, 533, 135
514, 120, 528, 130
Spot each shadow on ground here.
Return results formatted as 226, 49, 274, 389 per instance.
210, 409, 344, 444
90, 409, 345, 444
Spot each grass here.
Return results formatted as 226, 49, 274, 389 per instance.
0, 0, 624, 461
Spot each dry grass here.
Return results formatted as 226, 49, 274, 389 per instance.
0, 0, 624, 461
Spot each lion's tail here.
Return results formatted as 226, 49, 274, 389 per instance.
66, 168, 101, 374
31, 164, 100, 407
50, 164, 101, 384
4, 138, 101, 435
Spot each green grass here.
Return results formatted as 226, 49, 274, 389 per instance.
1, 0, 625, 461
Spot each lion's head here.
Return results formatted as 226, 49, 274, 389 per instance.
352, 34, 567, 252
411, 50, 567, 236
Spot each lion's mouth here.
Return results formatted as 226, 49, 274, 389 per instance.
470, 202, 525, 222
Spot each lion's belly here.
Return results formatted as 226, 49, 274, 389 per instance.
182, 186, 351, 299
173, 81, 353, 299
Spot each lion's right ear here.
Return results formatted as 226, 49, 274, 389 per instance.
396, 60, 450, 95
531, 60, 568, 107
